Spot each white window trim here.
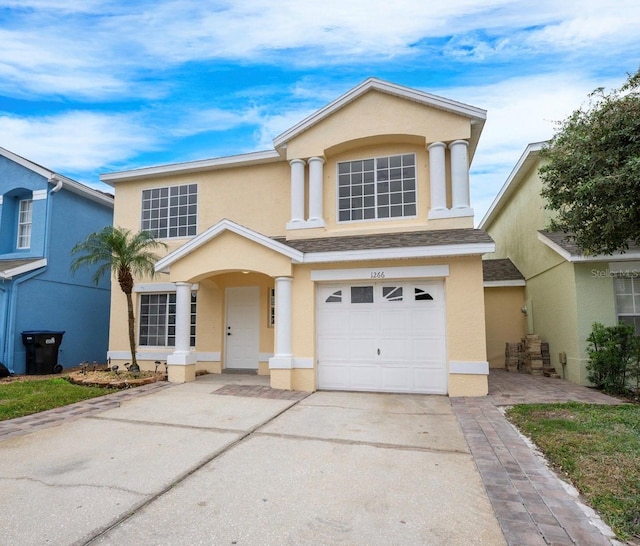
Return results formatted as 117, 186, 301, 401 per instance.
140, 183, 199, 240
16, 199, 33, 249
336, 153, 418, 224
138, 290, 197, 348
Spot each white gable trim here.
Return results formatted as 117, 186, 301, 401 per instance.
101, 150, 282, 183
0, 258, 47, 279
479, 141, 546, 229
538, 232, 640, 263
273, 78, 486, 149
0, 148, 112, 208
155, 219, 304, 273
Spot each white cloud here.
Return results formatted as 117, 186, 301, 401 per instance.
0, 111, 157, 172
3, 1, 640, 100
431, 71, 630, 223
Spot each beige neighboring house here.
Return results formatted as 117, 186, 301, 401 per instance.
102, 78, 496, 396
480, 142, 640, 385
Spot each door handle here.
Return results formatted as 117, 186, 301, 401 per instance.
377, 348, 380, 355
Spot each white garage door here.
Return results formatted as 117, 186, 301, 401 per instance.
317, 281, 447, 394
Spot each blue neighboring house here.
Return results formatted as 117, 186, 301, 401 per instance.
0, 147, 113, 374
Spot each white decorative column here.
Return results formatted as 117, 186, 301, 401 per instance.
269, 277, 293, 369
427, 142, 447, 219
167, 281, 196, 382
287, 159, 306, 229
449, 140, 472, 214
307, 156, 325, 227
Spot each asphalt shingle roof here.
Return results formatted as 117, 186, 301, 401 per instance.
539, 230, 640, 257
482, 258, 524, 283
277, 229, 493, 253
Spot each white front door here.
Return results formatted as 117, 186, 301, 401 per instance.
316, 281, 447, 394
225, 286, 260, 370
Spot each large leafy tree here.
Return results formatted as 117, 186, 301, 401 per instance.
71, 227, 167, 368
539, 68, 640, 255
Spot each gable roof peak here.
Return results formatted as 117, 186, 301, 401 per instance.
273, 78, 487, 149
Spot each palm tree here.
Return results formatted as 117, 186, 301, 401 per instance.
71, 226, 167, 368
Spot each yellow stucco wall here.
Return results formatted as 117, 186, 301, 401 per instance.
112, 162, 289, 238
484, 286, 526, 368
107, 85, 488, 395
285, 90, 471, 160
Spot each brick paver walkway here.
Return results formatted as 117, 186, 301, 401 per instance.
0, 369, 627, 545
452, 370, 623, 546
0, 380, 173, 441
213, 384, 310, 401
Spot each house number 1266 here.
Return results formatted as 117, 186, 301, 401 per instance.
370, 271, 385, 279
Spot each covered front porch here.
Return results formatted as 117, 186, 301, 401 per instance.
141, 219, 311, 390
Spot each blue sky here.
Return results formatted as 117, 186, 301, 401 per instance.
1, 1, 639, 223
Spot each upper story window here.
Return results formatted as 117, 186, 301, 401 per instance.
17, 199, 33, 249
141, 184, 197, 239
337, 154, 416, 222
615, 276, 640, 334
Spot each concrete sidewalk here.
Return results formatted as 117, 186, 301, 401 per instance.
1, 374, 504, 546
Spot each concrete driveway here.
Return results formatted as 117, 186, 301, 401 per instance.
0, 374, 504, 546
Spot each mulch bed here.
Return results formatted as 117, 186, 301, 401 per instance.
1, 365, 166, 390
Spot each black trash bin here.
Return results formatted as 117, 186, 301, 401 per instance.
21, 331, 65, 375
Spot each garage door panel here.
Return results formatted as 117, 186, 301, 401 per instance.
349, 365, 380, 390
317, 308, 349, 334
379, 337, 410, 360
412, 337, 447, 361
380, 309, 411, 332
380, 366, 411, 391
349, 338, 377, 360
349, 310, 379, 333
318, 363, 349, 389
317, 280, 447, 395
319, 337, 350, 359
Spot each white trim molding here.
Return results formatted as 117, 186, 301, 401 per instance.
483, 280, 526, 288
311, 265, 450, 282
538, 232, 640, 263
101, 149, 282, 184
155, 218, 304, 273
273, 78, 486, 150
0, 258, 47, 280
303, 242, 494, 263
449, 361, 489, 375
32, 189, 48, 201
269, 356, 314, 369
134, 282, 199, 293
108, 350, 219, 362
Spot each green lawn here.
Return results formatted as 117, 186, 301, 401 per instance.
0, 378, 116, 421
507, 402, 640, 542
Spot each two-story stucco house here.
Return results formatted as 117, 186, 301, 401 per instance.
102, 78, 495, 396
0, 147, 114, 374
480, 142, 640, 385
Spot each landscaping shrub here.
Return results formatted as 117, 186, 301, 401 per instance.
586, 322, 639, 394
